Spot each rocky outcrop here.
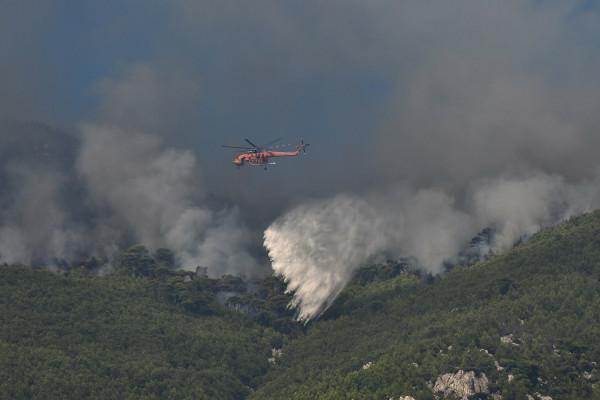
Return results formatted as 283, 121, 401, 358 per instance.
431, 370, 489, 400
527, 394, 552, 400
267, 348, 282, 364
501, 334, 520, 346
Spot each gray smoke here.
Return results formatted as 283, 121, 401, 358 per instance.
0, 121, 260, 276
0, 121, 86, 267
265, 171, 600, 320
264, 186, 474, 320
77, 124, 259, 274
0, 164, 78, 265
2, 2, 600, 311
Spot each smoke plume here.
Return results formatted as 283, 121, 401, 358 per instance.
2, 2, 600, 316
0, 121, 261, 275
77, 124, 259, 274
264, 186, 474, 320
266, 172, 600, 320
0, 164, 79, 265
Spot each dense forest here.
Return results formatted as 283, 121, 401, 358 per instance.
3, 211, 600, 399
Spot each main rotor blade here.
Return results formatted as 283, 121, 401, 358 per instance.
262, 137, 282, 148
222, 145, 254, 150
245, 138, 260, 149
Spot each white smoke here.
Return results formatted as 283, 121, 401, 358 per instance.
0, 163, 81, 266
469, 172, 569, 250
264, 185, 474, 321
77, 124, 258, 274
2, 1, 600, 296
265, 172, 600, 321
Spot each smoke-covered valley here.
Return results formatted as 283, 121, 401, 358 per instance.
2, 2, 600, 320
0, 121, 262, 276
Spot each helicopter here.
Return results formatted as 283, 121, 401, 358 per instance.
222, 138, 310, 170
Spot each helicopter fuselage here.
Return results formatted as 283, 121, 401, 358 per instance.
233, 149, 303, 167
222, 138, 309, 170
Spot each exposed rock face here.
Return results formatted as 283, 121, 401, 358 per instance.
501, 334, 520, 346
431, 370, 489, 400
528, 394, 552, 400
268, 348, 282, 364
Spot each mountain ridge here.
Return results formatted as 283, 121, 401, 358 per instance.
2, 211, 600, 399
250, 211, 600, 399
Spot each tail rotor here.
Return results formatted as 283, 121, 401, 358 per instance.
300, 138, 310, 154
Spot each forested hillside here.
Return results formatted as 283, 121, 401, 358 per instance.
2, 211, 600, 399
0, 247, 302, 399
251, 211, 600, 400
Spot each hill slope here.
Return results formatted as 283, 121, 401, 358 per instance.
251, 211, 600, 400
0, 265, 296, 399
2, 211, 600, 399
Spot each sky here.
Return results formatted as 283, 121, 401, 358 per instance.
2, 1, 600, 318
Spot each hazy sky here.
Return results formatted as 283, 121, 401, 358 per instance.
2, 2, 600, 312
3, 2, 600, 182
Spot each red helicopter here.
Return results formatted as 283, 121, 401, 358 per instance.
222, 138, 310, 170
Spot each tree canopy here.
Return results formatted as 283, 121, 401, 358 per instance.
3, 211, 600, 399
